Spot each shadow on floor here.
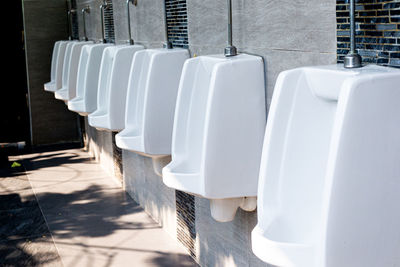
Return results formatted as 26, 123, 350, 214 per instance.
0, 165, 61, 267
1, 148, 198, 266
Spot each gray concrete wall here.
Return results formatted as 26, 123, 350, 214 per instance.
186, 1, 336, 266
22, 0, 81, 145
187, 0, 337, 108
76, 0, 337, 266
112, 0, 166, 47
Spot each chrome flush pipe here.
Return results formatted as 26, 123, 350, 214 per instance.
126, 0, 137, 45
163, 0, 172, 49
100, 1, 109, 43
67, 8, 76, 40
344, 0, 362, 68
82, 6, 90, 41
224, 0, 237, 57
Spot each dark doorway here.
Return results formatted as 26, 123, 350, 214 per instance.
1, 2, 31, 145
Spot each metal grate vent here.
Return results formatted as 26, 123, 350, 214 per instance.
165, 0, 189, 48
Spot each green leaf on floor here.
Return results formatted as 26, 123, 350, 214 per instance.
11, 162, 21, 168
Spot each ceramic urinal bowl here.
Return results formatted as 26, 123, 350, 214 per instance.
52, 41, 76, 95
68, 43, 113, 116
44, 40, 70, 92
162, 54, 266, 222
88, 44, 144, 131
44, 41, 62, 92
251, 64, 400, 267
115, 48, 189, 172
55, 41, 93, 102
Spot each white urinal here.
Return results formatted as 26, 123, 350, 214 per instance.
53, 41, 76, 96
88, 44, 144, 131
45, 40, 70, 93
68, 43, 113, 116
54, 41, 93, 102
115, 48, 189, 174
44, 41, 62, 92
162, 54, 266, 222
251, 64, 400, 267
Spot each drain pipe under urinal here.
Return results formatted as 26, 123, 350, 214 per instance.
126, 0, 138, 45
100, 1, 110, 43
344, 0, 362, 68
82, 6, 90, 42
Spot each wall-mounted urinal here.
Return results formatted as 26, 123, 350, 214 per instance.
162, 53, 266, 222
88, 44, 144, 131
54, 41, 93, 102
52, 41, 76, 96
162, 0, 266, 222
115, 48, 189, 174
68, 43, 113, 116
68, 3, 114, 115
251, 64, 400, 267
88, 0, 145, 131
44, 40, 70, 93
44, 41, 62, 92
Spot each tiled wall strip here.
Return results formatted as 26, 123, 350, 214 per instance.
337, 0, 400, 67
71, 0, 79, 40
165, 0, 189, 48
176, 190, 196, 258
104, 0, 115, 43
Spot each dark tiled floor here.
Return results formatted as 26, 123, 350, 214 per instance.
0, 160, 62, 267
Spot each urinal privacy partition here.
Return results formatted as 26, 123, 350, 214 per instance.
252, 64, 400, 267
163, 54, 266, 199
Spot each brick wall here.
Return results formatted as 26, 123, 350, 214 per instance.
337, 0, 400, 67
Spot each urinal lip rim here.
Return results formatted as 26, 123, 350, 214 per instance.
163, 168, 258, 199
67, 100, 89, 115
116, 132, 173, 157
88, 116, 122, 132
44, 81, 56, 91
251, 226, 314, 266
45, 81, 55, 86
54, 89, 70, 100
252, 225, 312, 247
